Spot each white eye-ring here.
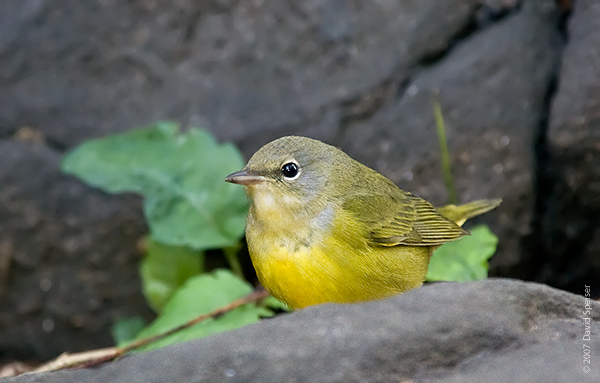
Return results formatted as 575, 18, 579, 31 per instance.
281, 161, 300, 179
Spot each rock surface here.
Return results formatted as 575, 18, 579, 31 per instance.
0, 140, 152, 360
6, 279, 599, 383
0, 0, 482, 148
539, 0, 600, 292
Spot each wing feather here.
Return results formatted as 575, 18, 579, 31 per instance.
343, 191, 467, 247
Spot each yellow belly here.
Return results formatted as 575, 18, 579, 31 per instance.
247, 213, 432, 309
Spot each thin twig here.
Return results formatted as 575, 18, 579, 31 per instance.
118, 289, 269, 354
30, 348, 118, 374
30, 289, 270, 374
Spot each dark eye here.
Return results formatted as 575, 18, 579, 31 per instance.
281, 162, 299, 178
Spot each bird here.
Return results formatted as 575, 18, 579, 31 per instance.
225, 136, 501, 309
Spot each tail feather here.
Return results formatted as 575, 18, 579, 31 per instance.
437, 198, 502, 227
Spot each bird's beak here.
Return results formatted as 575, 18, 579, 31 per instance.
225, 169, 269, 185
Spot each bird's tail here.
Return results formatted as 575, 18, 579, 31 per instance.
437, 198, 502, 227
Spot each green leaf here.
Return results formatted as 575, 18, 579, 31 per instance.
130, 269, 272, 352
261, 296, 292, 312
140, 238, 204, 313
112, 316, 147, 347
426, 224, 498, 282
62, 122, 249, 250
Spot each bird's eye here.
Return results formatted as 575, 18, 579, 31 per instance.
281, 162, 299, 179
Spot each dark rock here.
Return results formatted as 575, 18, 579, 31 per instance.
0, 140, 152, 361
341, 0, 561, 275
480, 0, 521, 13
475, 0, 520, 29
540, 0, 600, 293
6, 279, 599, 382
0, 0, 480, 149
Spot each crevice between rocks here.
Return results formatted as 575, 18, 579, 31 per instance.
522, 2, 575, 288
335, 0, 524, 142
526, 72, 557, 273
41, 137, 69, 153
417, 1, 523, 67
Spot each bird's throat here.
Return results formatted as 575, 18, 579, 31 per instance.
246, 187, 334, 257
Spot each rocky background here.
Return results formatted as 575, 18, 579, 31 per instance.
0, 0, 598, 364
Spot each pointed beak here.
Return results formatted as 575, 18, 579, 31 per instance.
225, 169, 269, 185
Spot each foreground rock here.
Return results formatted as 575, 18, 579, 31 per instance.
8, 279, 599, 383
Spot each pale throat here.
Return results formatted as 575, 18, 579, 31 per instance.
246, 185, 335, 252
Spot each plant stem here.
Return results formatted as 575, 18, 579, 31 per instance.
224, 244, 244, 279
432, 94, 458, 205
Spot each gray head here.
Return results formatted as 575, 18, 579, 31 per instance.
225, 136, 350, 204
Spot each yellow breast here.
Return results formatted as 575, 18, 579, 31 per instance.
245, 198, 432, 309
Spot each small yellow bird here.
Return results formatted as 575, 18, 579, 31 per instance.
225, 136, 501, 309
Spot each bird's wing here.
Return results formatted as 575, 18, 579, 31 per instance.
342, 192, 468, 247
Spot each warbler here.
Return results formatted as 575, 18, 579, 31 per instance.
225, 136, 501, 309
